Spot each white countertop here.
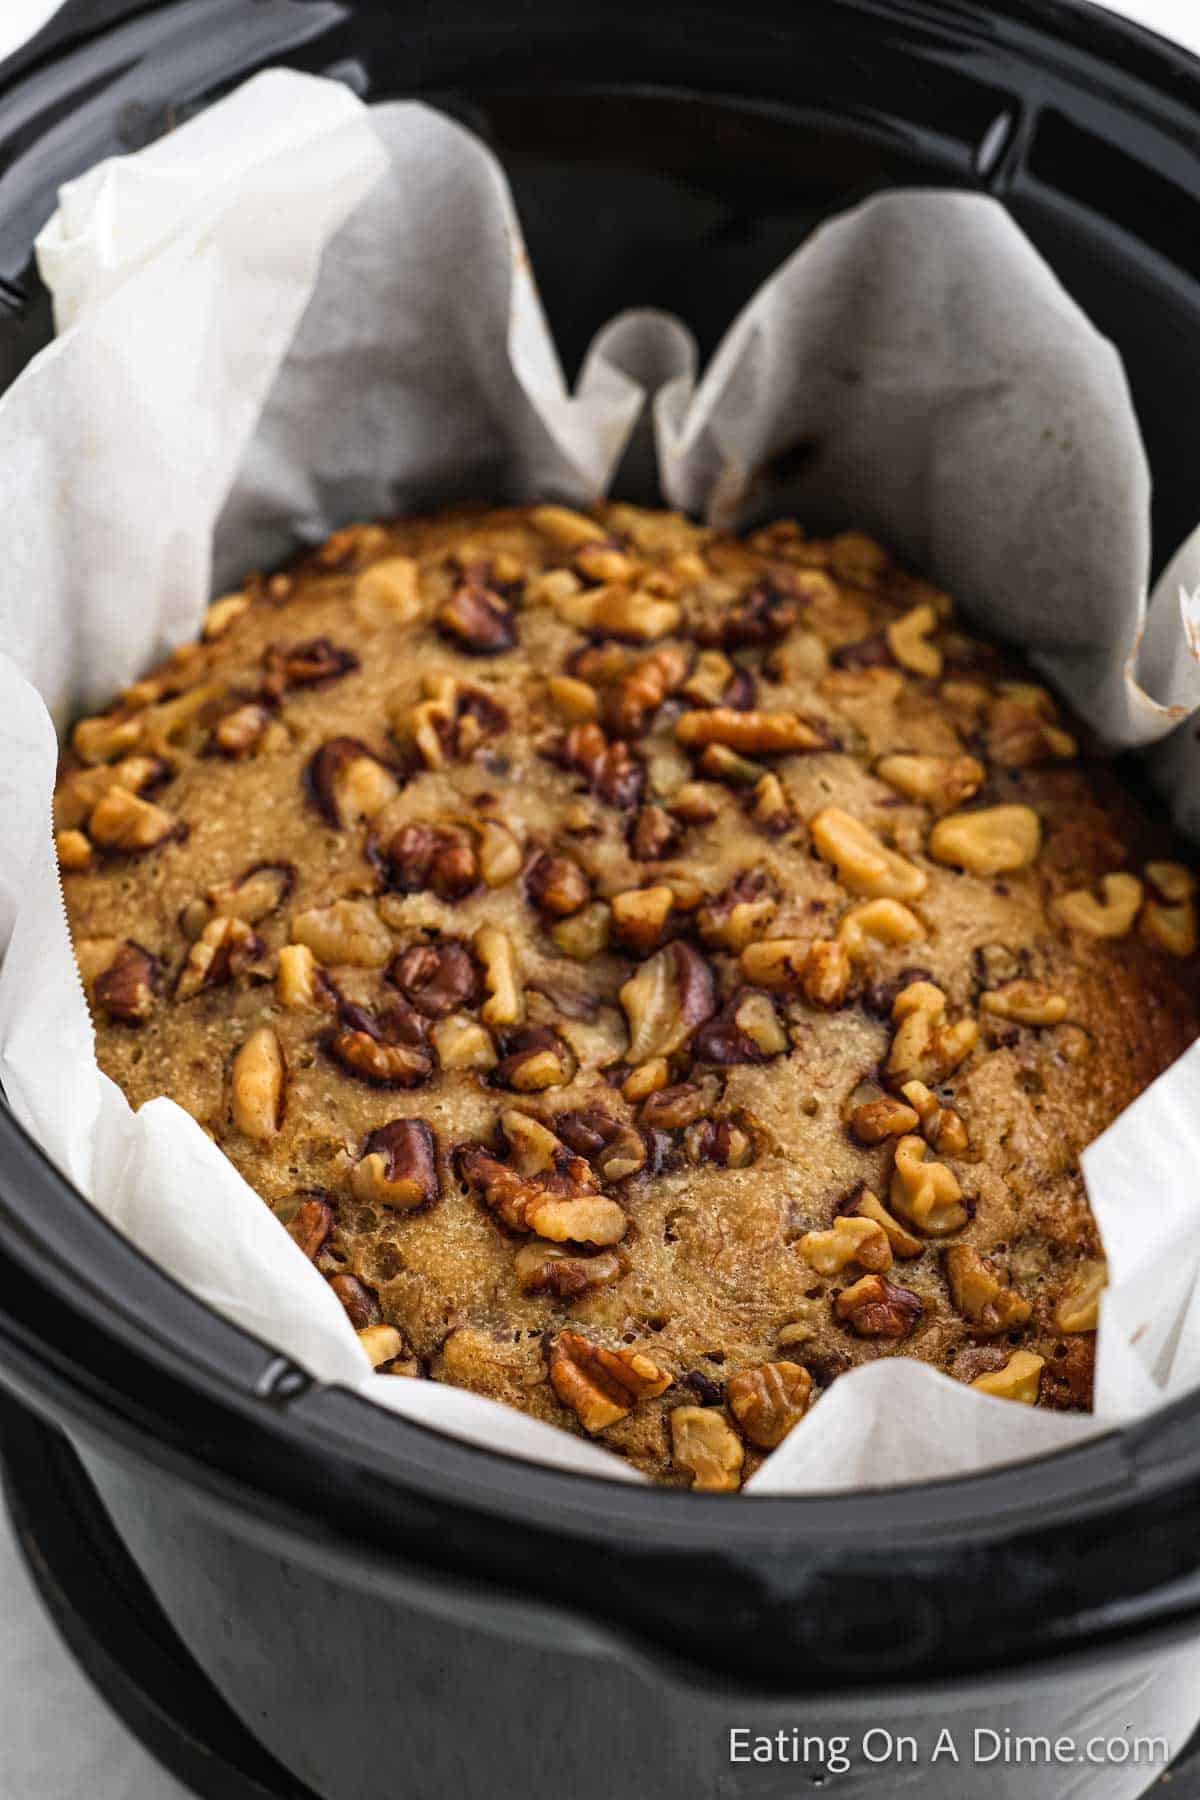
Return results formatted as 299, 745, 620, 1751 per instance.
1, 2, 1198, 1797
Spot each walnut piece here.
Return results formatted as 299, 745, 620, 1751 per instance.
1054, 1259, 1106, 1333
175, 916, 261, 1000
437, 582, 516, 654
328, 1002, 433, 1088
886, 980, 978, 1086
514, 1242, 621, 1298
928, 805, 1041, 876
353, 555, 422, 627
461, 1149, 626, 1246
810, 807, 927, 901
1141, 862, 1198, 957
351, 1119, 439, 1210
850, 1095, 919, 1145
980, 979, 1068, 1027
307, 738, 400, 828
1052, 872, 1143, 939
675, 707, 827, 755
670, 1406, 745, 1492
886, 601, 942, 677
620, 940, 715, 1064
833, 1273, 923, 1338
284, 1193, 334, 1261
527, 853, 593, 917
550, 1332, 670, 1432
89, 787, 177, 852
430, 1012, 497, 1072
970, 1349, 1044, 1404
898, 1080, 969, 1155
799, 1215, 892, 1275
849, 1188, 924, 1258
875, 752, 983, 812
91, 941, 158, 1023
231, 1026, 284, 1140
890, 1135, 968, 1236
390, 941, 477, 1017
837, 898, 926, 962
726, 1362, 812, 1450
475, 924, 523, 1028
944, 1245, 1031, 1332
291, 899, 392, 969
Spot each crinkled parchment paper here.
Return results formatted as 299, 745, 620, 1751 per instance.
3, 69, 1200, 1494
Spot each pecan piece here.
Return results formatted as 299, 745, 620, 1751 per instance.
351, 1119, 439, 1211
491, 1026, 576, 1092
284, 1192, 335, 1261
676, 707, 828, 755
437, 582, 516, 654
328, 1002, 433, 1088
92, 941, 158, 1023
834, 1273, 922, 1338
607, 643, 690, 737
306, 738, 400, 828
514, 1242, 621, 1298
327, 1273, 382, 1330
696, 583, 799, 648
619, 940, 716, 1064
185, 862, 293, 936
526, 853, 593, 917
175, 916, 263, 1000
379, 822, 479, 900
261, 637, 358, 699
725, 1362, 813, 1449
562, 722, 645, 809
550, 1332, 669, 1433
554, 1109, 646, 1182
389, 941, 478, 1017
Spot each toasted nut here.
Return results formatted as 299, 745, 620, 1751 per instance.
431, 1012, 497, 1072
89, 787, 176, 852
277, 944, 326, 1009
629, 804, 682, 862
531, 504, 609, 549
682, 650, 736, 707
514, 1241, 621, 1298
193, 864, 292, 934
611, 884, 676, 952
698, 889, 777, 952
550, 1333, 669, 1433
175, 916, 261, 1000
687, 1117, 757, 1169
850, 1188, 923, 1258
556, 585, 681, 641
390, 941, 477, 1017
801, 939, 851, 1008
620, 940, 716, 1063
351, 1119, 439, 1210
475, 819, 523, 888
838, 898, 926, 962
260, 638, 357, 701
980, 979, 1068, 1026
850, 1096, 919, 1145
1140, 862, 1197, 957
738, 937, 808, 989
811, 807, 927, 901
87, 940, 158, 1023
289, 899, 391, 970
211, 702, 272, 758
799, 1216, 892, 1275
358, 1325, 405, 1369
307, 738, 400, 828
1052, 872, 1143, 939
670, 1406, 744, 1491
898, 1080, 968, 1155
726, 1362, 813, 1449
876, 753, 983, 813
638, 1076, 721, 1132
575, 542, 639, 583
553, 1109, 647, 1183
693, 990, 786, 1064
834, 1273, 922, 1338
986, 694, 1076, 768
437, 582, 516, 654
887, 980, 978, 1085
970, 1349, 1044, 1403
697, 583, 800, 649
231, 1027, 284, 1140
929, 805, 1041, 876
328, 1001, 432, 1088
563, 722, 645, 809
73, 711, 145, 764
56, 827, 93, 871
675, 706, 826, 756
1054, 1260, 1107, 1333
202, 591, 250, 639
54, 754, 169, 830
890, 1135, 967, 1235
328, 1274, 382, 1329
547, 674, 599, 722
886, 602, 942, 677
669, 781, 722, 823
353, 556, 421, 627
944, 1244, 1031, 1331
525, 567, 583, 608
622, 1058, 670, 1103
697, 743, 767, 787
610, 644, 691, 736
527, 853, 593, 917
751, 772, 791, 833
550, 902, 612, 960
734, 991, 788, 1056
284, 1194, 335, 1260
493, 1025, 576, 1092
830, 532, 888, 587
474, 924, 523, 1027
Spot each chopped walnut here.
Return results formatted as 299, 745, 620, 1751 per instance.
810, 808, 927, 901
670, 1406, 745, 1491
202, 591, 250, 639
390, 941, 478, 1017
1053, 1260, 1106, 1333
327, 1274, 382, 1329
514, 1242, 621, 1299
55, 828, 92, 871
849, 1188, 924, 1258
276, 943, 330, 1010
675, 706, 827, 755
620, 940, 715, 1064
89, 940, 158, 1023
876, 753, 983, 812
358, 1325, 406, 1370
550, 902, 612, 960
637, 1076, 721, 1133
475, 924, 523, 1028
970, 1350, 1044, 1403
980, 979, 1068, 1027
837, 898, 926, 963
89, 787, 177, 852
609, 643, 691, 736
531, 504, 610, 549
437, 582, 516, 654
260, 638, 358, 700
799, 1216, 892, 1275
849, 1095, 919, 1145
944, 1244, 1031, 1332
328, 1002, 432, 1088
629, 804, 681, 862
231, 1026, 284, 1140
556, 584, 681, 641
351, 1119, 439, 1210
527, 853, 593, 918
886, 601, 942, 677
697, 883, 777, 951
886, 980, 978, 1086
890, 1135, 968, 1236
694, 990, 787, 1064
1052, 871, 1143, 939
898, 1081, 969, 1155
928, 805, 1041, 876
562, 722, 645, 809
175, 916, 262, 999
547, 673, 599, 722
738, 937, 808, 990
800, 939, 851, 1008
492, 1025, 576, 1092
550, 1333, 669, 1433
725, 1362, 813, 1449
307, 738, 400, 828
1140, 862, 1197, 957
353, 555, 422, 627
380, 822, 479, 900
986, 686, 1076, 768
430, 1011, 497, 1073
833, 1273, 922, 1338
477, 819, 523, 888
284, 1193, 335, 1261
554, 1109, 646, 1183
184, 863, 293, 938
696, 583, 799, 649
291, 899, 392, 969
687, 1117, 757, 1169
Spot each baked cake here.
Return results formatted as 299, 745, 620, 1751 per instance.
56, 504, 1200, 1489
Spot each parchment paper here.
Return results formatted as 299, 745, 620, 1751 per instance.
3, 68, 1200, 1493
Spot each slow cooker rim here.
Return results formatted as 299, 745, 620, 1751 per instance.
2, 0, 1200, 1690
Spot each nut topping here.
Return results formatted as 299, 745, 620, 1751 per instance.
527, 853, 593, 917
726, 1362, 813, 1449
611, 884, 676, 952
327, 1273, 382, 1330
91, 941, 158, 1023
670, 1407, 744, 1492
675, 707, 827, 755
898, 1081, 968, 1155
358, 1325, 406, 1369
353, 555, 421, 627
850, 1095, 919, 1145
834, 1273, 923, 1338
1141, 862, 1198, 957
514, 1242, 622, 1298
212, 702, 275, 758
531, 504, 610, 549
1054, 1260, 1106, 1333
276, 943, 332, 1010
694, 991, 787, 1064
890, 1135, 968, 1236
351, 1119, 439, 1210
307, 738, 400, 828
620, 940, 716, 1064
492, 1025, 576, 1092
437, 582, 517, 654
562, 722, 645, 809
462, 1150, 626, 1245
609, 643, 691, 736
475, 924, 523, 1027
886, 601, 942, 677
291, 899, 393, 969
231, 1027, 284, 1140
550, 1332, 670, 1432
944, 1245, 1031, 1333
928, 805, 1041, 877
260, 638, 357, 701
886, 980, 978, 1086
810, 808, 928, 901
431, 1012, 498, 1073
89, 788, 177, 852
554, 1110, 646, 1182
390, 940, 478, 1017
328, 1002, 432, 1088
986, 688, 1076, 768
696, 583, 798, 648
970, 1349, 1044, 1403
175, 916, 262, 999
284, 1194, 335, 1260
875, 753, 983, 813
800, 939, 851, 1008
555, 584, 681, 641
1052, 872, 1143, 939
837, 898, 926, 962
849, 1188, 923, 1259
379, 822, 479, 900
799, 1216, 892, 1275
186, 863, 293, 936
980, 979, 1068, 1027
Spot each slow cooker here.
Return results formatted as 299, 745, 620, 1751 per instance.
4, 2, 1200, 1795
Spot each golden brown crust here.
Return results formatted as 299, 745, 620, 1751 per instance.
58, 504, 1200, 1487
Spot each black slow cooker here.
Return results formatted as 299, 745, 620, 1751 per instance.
3, 3, 1200, 1796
